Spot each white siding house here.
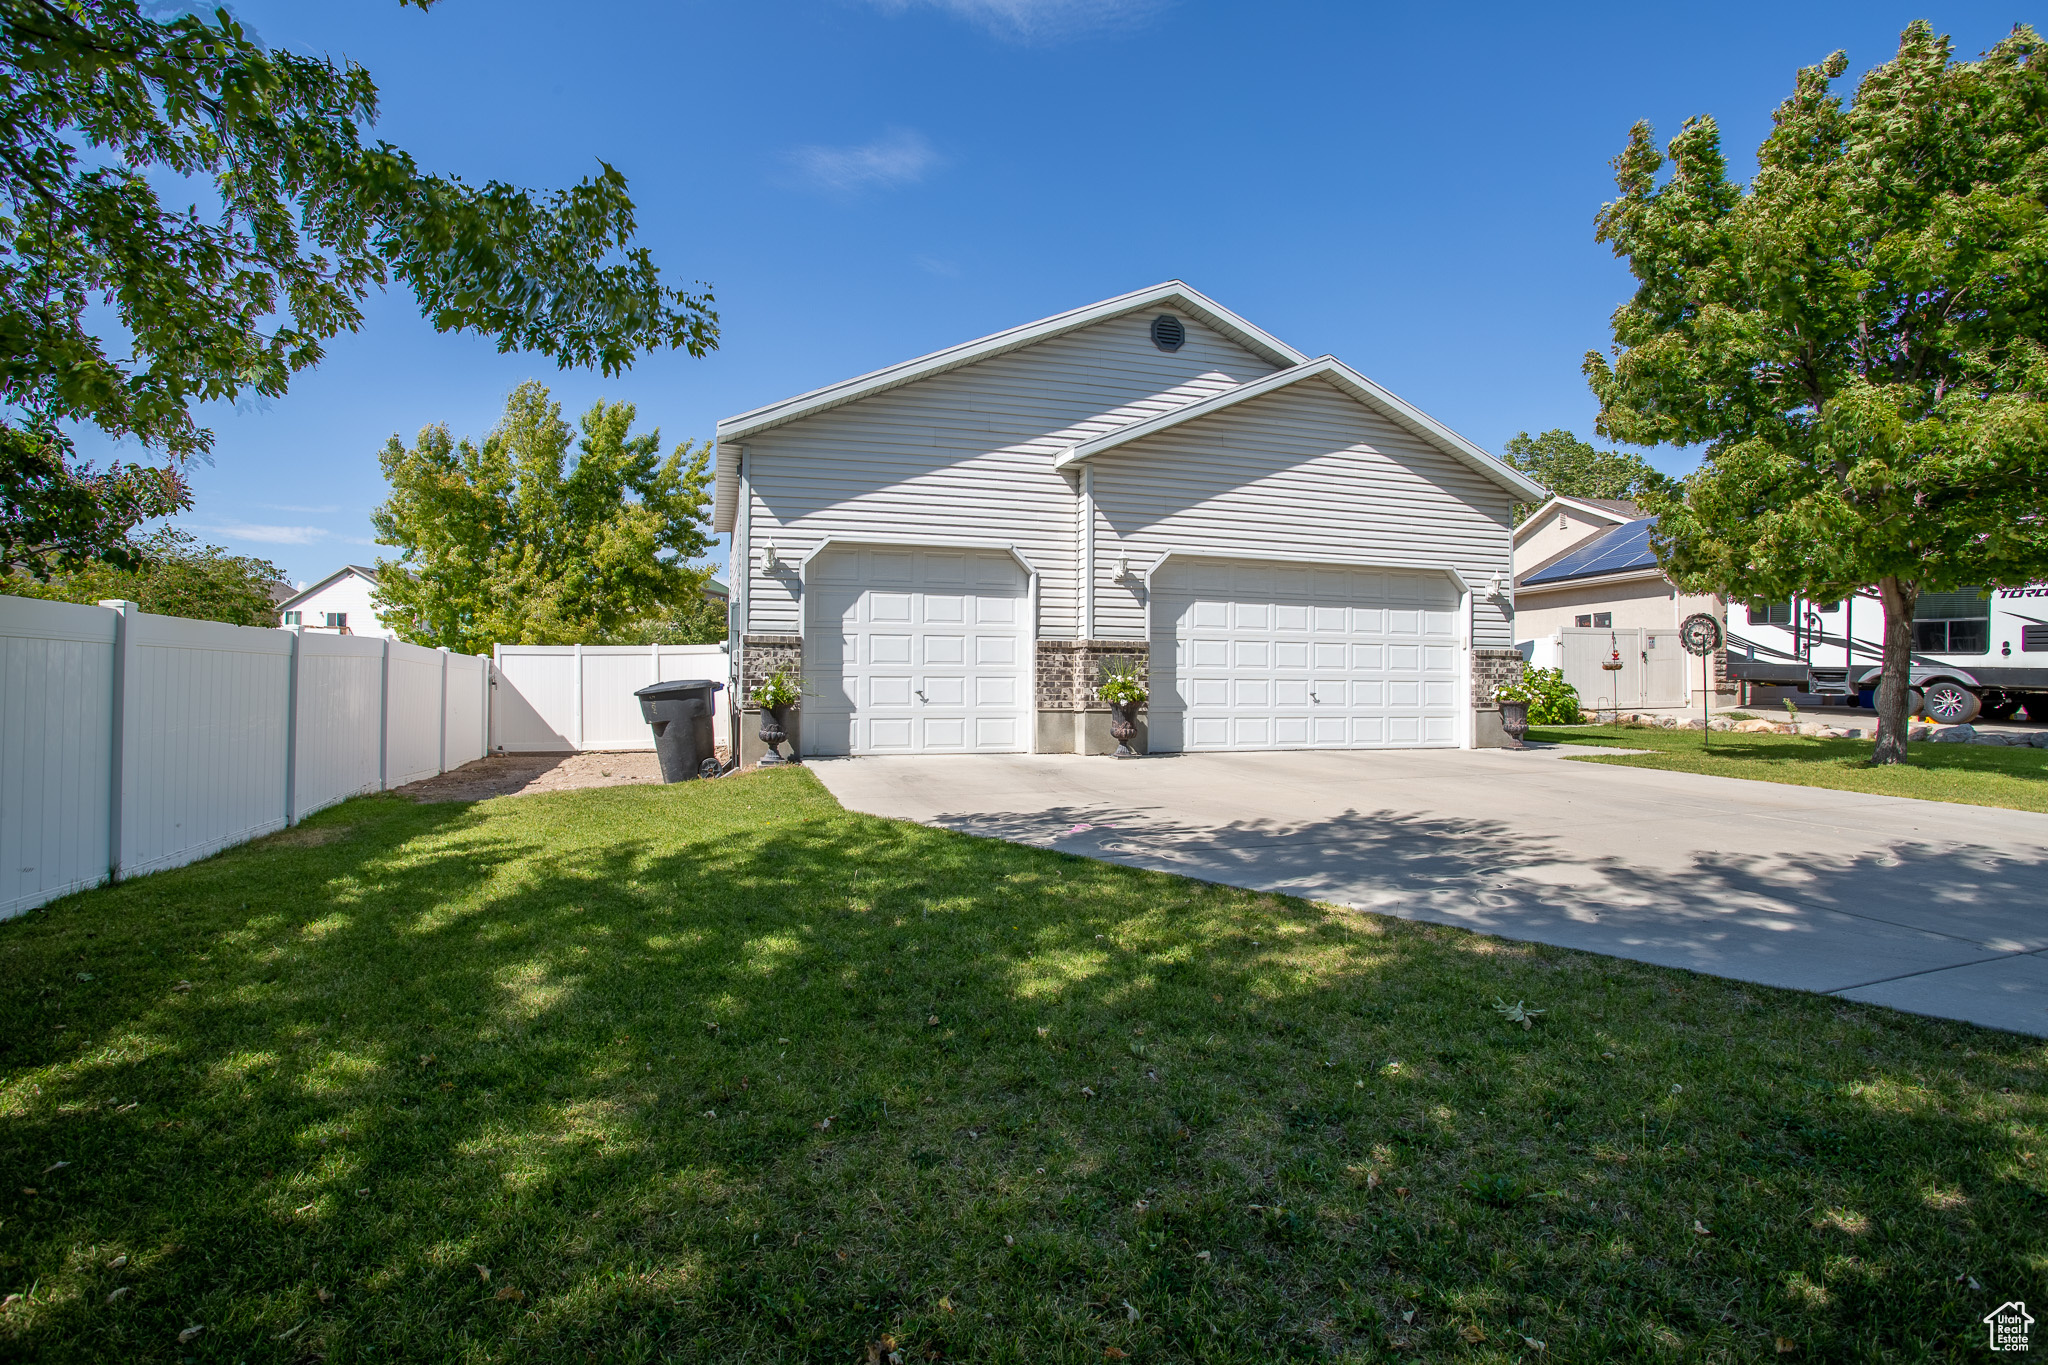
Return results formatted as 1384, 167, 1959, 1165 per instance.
276, 566, 391, 639
713, 282, 1544, 759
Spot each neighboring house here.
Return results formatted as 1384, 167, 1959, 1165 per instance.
1512, 496, 1728, 713
711, 281, 1543, 761
703, 576, 728, 604
275, 565, 391, 638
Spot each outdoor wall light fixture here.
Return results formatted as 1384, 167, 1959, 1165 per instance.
1487, 572, 1507, 598
1115, 550, 1131, 579
760, 540, 783, 572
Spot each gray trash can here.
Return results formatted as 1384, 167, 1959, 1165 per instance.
634, 679, 725, 782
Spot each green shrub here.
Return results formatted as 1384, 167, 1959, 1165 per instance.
1495, 666, 1582, 725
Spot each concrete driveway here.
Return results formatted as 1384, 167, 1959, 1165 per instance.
810, 747, 2048, 1038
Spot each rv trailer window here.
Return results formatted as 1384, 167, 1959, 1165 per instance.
1914, 619, 1989, 654
1747, 600, 1793, 626
2022, 624, 2048, 652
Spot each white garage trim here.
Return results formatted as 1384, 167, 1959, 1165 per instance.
1143, 549, 1474, 750
795, 534, 1042, 651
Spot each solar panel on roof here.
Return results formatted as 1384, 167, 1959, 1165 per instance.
1523, 518, 1662, 585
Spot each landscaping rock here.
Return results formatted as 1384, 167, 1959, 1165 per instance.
1969, 733, 2017, 746
1709, 719, 1735, 732
2033, 733, 2048, 749
1908, 724, 1934, 741
1732, 719, 1777, 734
1930, 724, 1977, 743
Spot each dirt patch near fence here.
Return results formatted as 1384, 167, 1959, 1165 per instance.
393, 750, 720, 802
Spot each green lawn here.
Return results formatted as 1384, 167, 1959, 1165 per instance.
1531, 722, 2048, 814
1, 770, 2043, 1363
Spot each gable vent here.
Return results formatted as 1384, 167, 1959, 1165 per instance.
1150, 314, 1186, 351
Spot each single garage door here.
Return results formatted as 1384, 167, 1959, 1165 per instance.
1149, 558, 1462, 750
803, 545, 1029, 756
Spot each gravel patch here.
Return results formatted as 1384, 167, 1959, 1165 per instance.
392, 750, 718, 802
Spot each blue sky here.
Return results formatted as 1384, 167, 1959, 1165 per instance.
111, 1, 2029, 585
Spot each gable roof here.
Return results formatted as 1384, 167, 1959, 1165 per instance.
1052, 356, 1546, 502
1511, 494, 1639, 546
711, 282, 1309, 533
1520, 517, 1662, 587
276, 564, 379, 613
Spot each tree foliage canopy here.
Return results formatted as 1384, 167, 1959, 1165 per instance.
0, 0, 716, 575
3, 524, 284, 623
1500, 428, 1677, 522
371, 382, 715, 653
1586, 21, 2048, 760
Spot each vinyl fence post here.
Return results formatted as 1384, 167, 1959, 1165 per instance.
378, 636, 391, 792
283, 625, 302, 825
97, 599, 139, 881
437, 646, 449, 775
572, 641, 584, 752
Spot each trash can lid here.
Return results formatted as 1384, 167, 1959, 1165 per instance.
633, 678, 725, 699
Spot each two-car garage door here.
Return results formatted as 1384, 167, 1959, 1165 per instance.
1149, 558, 1462, 750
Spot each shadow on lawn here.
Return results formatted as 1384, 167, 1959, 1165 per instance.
0, 772, 2042, 1363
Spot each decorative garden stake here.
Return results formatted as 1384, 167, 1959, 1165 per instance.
1096, 655, 1147, 760
1679, 612, 1723, 748
750, 668, 804, 767
1601, 631, 1626, 727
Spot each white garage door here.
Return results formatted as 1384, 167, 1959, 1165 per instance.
803, 545, 1029, 756
1150, 558, 1462, 751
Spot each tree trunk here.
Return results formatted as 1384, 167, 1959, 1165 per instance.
1870, 575, 1919, 766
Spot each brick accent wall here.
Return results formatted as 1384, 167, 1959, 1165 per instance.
739, 634, 803, 707
1471, 648, 1525, 708
1036, 640, 1149, 711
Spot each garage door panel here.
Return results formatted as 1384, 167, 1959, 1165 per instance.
802, 546, 1028, 756
1155, 558, 1461, 752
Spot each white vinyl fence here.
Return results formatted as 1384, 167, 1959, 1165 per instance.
0, 594, 488, 919
490, 643, 730, 752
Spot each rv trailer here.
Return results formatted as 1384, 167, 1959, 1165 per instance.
1726, 585, 2048, 723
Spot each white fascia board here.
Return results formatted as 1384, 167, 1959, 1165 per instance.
276, 565, 375, 613
1515, 565, 1670, 593
1510, 495, 1631, 547
1054, 356, 1549, 504
796, 532, 1043, 581
712, 441, 741, 534
712, 281, 1309, 446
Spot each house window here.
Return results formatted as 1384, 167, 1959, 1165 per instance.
323, 612, 347, 630
2022, 624, 2048, 652
1574, 612, 1613, 628
281, 610, 301, 625
1747, 600, 1793, 626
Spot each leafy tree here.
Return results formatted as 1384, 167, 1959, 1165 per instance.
600, 584, 729, 647
1586, 21, 2048, 763
0, 0, 716, 577
4, 525, 285, 624
371, 382, 714, 652
1500, 429, 1678, 522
